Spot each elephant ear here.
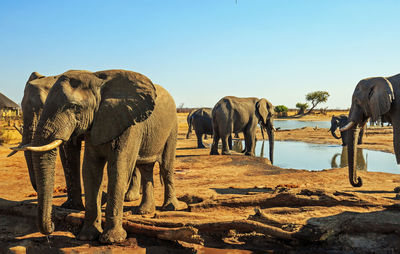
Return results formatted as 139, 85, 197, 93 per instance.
256, 98, 274, 124
28, 72, 44, 82
368, 77, 394, 122
90, 72, 157, 146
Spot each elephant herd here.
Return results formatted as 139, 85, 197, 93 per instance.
7, 69, 400, 243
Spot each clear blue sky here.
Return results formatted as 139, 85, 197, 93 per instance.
0, 0, 399, 109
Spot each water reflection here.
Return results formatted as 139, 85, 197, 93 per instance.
330, 147, 366, 171
233, 140, 267, 158
233, 140, 400, 174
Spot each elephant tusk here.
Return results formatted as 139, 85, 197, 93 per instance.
340, 121, 355, 132
7, 150, 18, 157
11, 139, 63, 152
272, 126, 276, 132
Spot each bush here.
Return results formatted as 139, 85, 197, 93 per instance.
296, 102, 309, 115
274, 105, 288, 117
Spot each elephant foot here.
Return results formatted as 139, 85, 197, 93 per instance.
222, 150, 231, 155
136, 202, 156, 215
245, 151, 255, 156
161, 197, 180, 211
61, 198, 85, 211
197, 144, 206, 149
210, 150, 219, 155
124, 190, 140, 202
100, 226, 127, 244
78, 224, 102, 241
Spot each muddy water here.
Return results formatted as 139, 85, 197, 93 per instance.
233, 140, 400, 174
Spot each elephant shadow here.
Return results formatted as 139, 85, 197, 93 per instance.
330, 146, 367, 171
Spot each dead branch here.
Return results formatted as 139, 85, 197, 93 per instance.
188, 190, 385, 211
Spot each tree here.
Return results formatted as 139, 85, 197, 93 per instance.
296, 102, 309, 115
305, 91, 330, 114
274, 105, 288, 117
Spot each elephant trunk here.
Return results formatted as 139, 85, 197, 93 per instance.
267, 127, 274, 164
32, 147, 57, 235
347, 126, 362, 187
330, 129, 341, 139
393, 119, 400, 164
22, 113, 39, 191
31, 113, 75, 235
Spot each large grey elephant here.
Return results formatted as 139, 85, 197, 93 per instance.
341, 73, 400, 187
12, 70, 179, 243
186, 108, 213, 148
329, 115, 364, 146
210, 96, 275, 163
14, 72, 139, 209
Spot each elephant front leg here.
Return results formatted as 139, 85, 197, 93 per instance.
124, 167, 141, 201
77, 148, 105, 241
100, 159, 132, 244
59, 141, 84, 210
137, 163, 156, 215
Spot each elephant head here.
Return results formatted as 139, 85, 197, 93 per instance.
329, 115, 341, 139
255, 98, 275, 164
341, 76, 395, 187
13, 70, 157, 235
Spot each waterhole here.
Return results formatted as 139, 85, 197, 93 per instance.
233, 140, 400, 174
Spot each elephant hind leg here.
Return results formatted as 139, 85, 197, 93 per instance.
160, 129, 179, 211
124, 167, 141, 202
137, 162, 157, 215
210, 124, 221, 155
196, 131, 206, 148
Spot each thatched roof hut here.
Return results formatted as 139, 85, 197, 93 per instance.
0, 93, 19, 109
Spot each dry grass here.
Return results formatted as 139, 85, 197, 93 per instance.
0, 121, 22, 145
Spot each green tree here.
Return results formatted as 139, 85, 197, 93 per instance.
274, 105, 288, 117
296, 102, 309, 115
305, 91, 330, 114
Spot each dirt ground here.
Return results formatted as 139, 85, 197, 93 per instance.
1, 112, 400, 253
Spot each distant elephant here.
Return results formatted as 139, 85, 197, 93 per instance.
186, 108, 213, 148
341, 73, 399, 187
12, 70, 179, 243
329, 115, 364, 146
331, 146, 366, 171
210, 96, 275, 163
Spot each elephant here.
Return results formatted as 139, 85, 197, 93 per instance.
16, 72, 85, 210
185, 108, 213, 148
11, 70, 179, 243
331, 146, 366, 171
13, 72, 139, 209
329, 115, 364, 146
210, 96, 275, 163
341, 73, 400, 187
